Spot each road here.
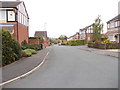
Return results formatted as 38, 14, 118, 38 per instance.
3, 45, 118, 88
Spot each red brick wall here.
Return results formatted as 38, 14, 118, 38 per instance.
13, 24, 29, 44
18, 24, 29, 44
28, 39, 40, 45
13, 24, 18, 41
44, 38, 49, 47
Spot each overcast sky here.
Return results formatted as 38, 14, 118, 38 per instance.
2, 0, 120, 38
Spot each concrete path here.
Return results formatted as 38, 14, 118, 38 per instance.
2, 47, 51, 83
3, 45, 118, 88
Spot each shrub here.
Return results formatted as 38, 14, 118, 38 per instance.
26, 52, 32, 57
21, 50, 31, 57
26, 44, 41, 51
66, 39, 85, 46
21, 50, 32, 57
21, 49, 37, 57
87, 39, 120, 49
21, 50, 27, 57
21, 40, 27, 46
101, 39, 112, 44
21, 40, 42, 51
29, 36, 43, 40
24, 49, 37, 54
88, 40, 94, 43
2, 29, 21, 66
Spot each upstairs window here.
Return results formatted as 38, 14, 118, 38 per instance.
115, 21, 118, 27
7, 11, 15, 21
107, 23, 110, 28
110, 22, 115, 28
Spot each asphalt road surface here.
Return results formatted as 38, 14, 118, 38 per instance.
3, 45, 118, 88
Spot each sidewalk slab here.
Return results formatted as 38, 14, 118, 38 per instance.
2, 47, 51, 83
79, 46, 119, 58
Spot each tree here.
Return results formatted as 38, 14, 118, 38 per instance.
92, 16, 103, 41
58, 35, 67, 42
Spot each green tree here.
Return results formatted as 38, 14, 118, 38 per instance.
92, 16, 103, 41
58, 35, 67, 42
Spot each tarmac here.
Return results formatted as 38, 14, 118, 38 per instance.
2, 47, 51, 83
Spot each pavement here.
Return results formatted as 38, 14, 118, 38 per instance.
3, 45, 118, 88
79, 45, 120, 58
2, 47, 51, 83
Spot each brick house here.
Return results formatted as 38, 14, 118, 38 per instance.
80, 24, 93, 41
0, 1, 29, 44
34, 31, 49, 47
106, 14, 120, 43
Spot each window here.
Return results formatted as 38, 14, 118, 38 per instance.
8, 11, 15, 21
110, 22, 115, 28
115, 21, 118, 27
107, 24, 110, 28
0, 24, 14, 34
0, 10, 6, 22
118, 21, 120, 27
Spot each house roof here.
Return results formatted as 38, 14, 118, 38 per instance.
80, 24, 92, 31
107, 14, 120, 23
1, 1, 29, 19
34, 31, 47, 38
1, 1, 22, 8
68, 32, 79, 39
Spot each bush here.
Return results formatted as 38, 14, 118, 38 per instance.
2, 29, 21, 66
24, 49, 37, 54
66, 39, 85, 46
88, 39, 120, 49
21, 50, 32, 57
101, 39, 112, 44
21, 40, 42, 51
29, 36, 43, 40
21, 49, 37, 57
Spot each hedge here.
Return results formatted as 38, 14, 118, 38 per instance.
29, 36, 43, 40
88, 43, 120, 49
2, 29, 21, 66
21, 40, 43, 51
65, 39, 85, 46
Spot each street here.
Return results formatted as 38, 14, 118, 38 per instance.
3, 45, 118, 88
